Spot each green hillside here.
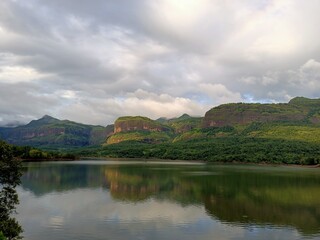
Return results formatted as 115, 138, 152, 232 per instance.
74, 97, 320, 165
0, 115, 113, 149
240, 122, 320, 143
2, 97, 320, 164
107, 114, 202, 144
114, 116, 172, 133
106, 131, 172, 144
161, 114, 202, 133
203, 97, 320, 127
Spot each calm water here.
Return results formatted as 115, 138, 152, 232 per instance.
16, 160, 320, 240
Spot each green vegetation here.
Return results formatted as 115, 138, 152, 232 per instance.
1, 97, 320, 165
114, 116, 172, 133
0, 115, 113, 149
173, 125, 236, 142
0, 232, 6, 240
116, 116, 156, 123
10, 145, 77, 161
106, 131, 172, 144
203, 97, 320, 127
74, 136, 320, 165
0, 141, 23, 239
244, 123, 320, 143
289, 96, 320, 106
157, 114, 202, 133
95, 98, 320, 164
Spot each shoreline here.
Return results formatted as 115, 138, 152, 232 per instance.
82, 157, 320, 168
20, 158, 77, 162
21, 156, 320, 168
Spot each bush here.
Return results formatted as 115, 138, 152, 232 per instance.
0, 141, 23, 239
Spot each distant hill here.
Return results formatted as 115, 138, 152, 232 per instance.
1, 97, 320, 154
157, 114, 202, 134
107, 116, 173, 144
105, 97, 320, 145
203, 97, 320, 127
63, 97, 320, 165
106, 114, 203, 144
0, 115, 113, 149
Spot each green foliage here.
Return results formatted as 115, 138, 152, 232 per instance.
162, 115, 202, 133
0, 115, 112, 149
173, 126, 236, 142
107, 131, 172, 144
172, 129, 205, 142
75, 136, 320, 165
1, 97, 320, 164
203, 97, 320, 127
170, 119, 201, 132
289, 96, 320, 106
241, 122, 320, 143
10, 144, 78, 161
116, 116, 155, 122
0, 141, 23, 239
29, 149, 46, 159
0, 232, 6, 240
114, 116, 173, 134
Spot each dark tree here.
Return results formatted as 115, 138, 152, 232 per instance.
0, 141, 23, 240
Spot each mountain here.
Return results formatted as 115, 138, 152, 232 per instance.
107, 116, 173, 144
203, 97, 320, 127
162, 114, 202, 134
70, 97, 320, 165
0, 115, 113, 149
1, 97, 319, 164
106, 114, 203, 144
114, 116, 172, 133
104, 97, 320, 145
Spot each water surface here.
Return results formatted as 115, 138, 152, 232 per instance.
17, 160, 320, 240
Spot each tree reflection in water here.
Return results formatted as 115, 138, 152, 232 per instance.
21, 162, 320, 236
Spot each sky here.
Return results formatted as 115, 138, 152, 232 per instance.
1, 0, 320, 126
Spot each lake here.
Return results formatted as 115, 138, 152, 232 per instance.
16, 160, 320, 240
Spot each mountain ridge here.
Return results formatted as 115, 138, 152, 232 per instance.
1, 97, 320, 149
0, 115, 114, 149
106, 97, 320, 145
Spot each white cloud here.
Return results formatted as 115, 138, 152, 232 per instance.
238, 59, 320, 102
0, 66, 47, 83
199, 83, 243, 104
58, 89, 208, 125
0, 0, 320, 125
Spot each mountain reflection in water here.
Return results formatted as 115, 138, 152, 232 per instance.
18, 161, 320, 240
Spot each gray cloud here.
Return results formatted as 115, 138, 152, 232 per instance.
0, 0, 320, 126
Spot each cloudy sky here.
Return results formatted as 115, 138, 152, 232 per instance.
1, 0, 320, 126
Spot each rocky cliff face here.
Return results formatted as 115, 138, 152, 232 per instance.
203, 97, 320, 127
114, 116, 172, 133
106, 116, 173, 144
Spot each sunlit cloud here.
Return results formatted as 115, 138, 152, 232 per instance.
0, 0, 319, 125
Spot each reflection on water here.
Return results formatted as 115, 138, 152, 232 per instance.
17, 161, 320, 240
